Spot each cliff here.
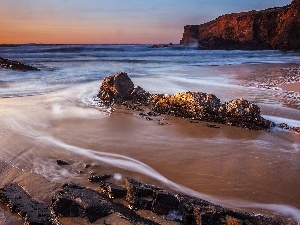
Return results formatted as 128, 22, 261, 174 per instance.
180, 0, 300, 51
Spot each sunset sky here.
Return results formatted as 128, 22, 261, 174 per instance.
1, 0, 291, 44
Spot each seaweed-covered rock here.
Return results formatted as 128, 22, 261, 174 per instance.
219, 98, 274, 129
150, 92, 221, 120
97, 73, 274, 130
0, 183, 59, 225
52, 183, 112, 223
0, 57, 40, 71
131, 85, 151, 104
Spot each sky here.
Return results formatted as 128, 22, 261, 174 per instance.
0, 0, 291, 44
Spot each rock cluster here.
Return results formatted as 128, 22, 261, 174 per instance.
0, 177, 283, 224
180, 0, 300, 51
98, 72, 274, 130
0, 57, 40, 71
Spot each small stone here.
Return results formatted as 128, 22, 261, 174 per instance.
56, 159, 69, 165
88, 174, 111, 183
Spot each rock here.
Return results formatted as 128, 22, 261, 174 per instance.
219, 98, 274, 129
97, 72, 134, 104
56, 159, 69, 165
279, 123, 290, 129
152, 190, 179, 215
52, 182, 159, 224
97, 74, 274, 130
180, 0, 300, 52
226, 216, 243, 225
99, 181, 127, 199
88, 174, 111, 183
52, 183, 112, 223
0, 57, 40, 71
131, 86, 151, 105
0, 183, 59, 225
125, 177, 161, 210
150, 92, 221, 120
178, 195, 283, 225
149, 43, 173, 48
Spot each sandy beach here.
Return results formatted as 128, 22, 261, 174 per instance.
0, 78, 299, 224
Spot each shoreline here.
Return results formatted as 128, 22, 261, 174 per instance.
0, 91, 299, 223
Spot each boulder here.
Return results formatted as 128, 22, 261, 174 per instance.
97, 72, 134, 104
219, 98, 274, 129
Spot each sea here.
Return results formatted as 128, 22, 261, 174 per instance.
0, 44, 300, 223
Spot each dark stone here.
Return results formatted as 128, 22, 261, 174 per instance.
125, 177, 161, 210
88, 174, 111, 183
131, 86, 151, 105
52, 183, 159, 224
0, 57, 40, 71
99, 181, 127, 199
177, 194, 283, 225
56, 159, 69, 165
112, 203, 160, 225
279, 123, 290, 129
152, 189, 179, 214
0, 183, 59, 225
52, 183, 112, 223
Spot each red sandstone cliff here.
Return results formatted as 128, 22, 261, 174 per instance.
180, 0, 300, 51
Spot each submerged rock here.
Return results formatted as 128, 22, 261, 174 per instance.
0, 57, 40, 71
0, 183, 59, 225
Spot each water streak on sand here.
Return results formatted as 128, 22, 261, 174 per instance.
4, 116, 300, 221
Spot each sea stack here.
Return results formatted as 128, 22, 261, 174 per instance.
180, 0, 300, 51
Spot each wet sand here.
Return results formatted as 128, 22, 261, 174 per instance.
280, 82, 300, 93
0, 82, 300, 224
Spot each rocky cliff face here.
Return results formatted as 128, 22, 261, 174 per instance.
180, 0, 300, 51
